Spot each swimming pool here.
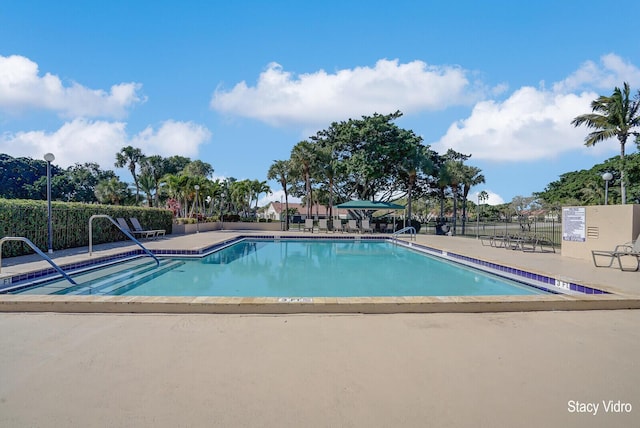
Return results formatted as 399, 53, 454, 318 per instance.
10, 239, 549, 297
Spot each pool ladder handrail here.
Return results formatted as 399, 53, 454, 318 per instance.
392, 226, 417, 241
0, 236, 77, 285
89, 215, 160, 267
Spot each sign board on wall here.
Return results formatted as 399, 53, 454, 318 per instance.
562, 207, 586, 242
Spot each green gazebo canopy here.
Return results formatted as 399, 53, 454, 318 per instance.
336, 200, 404, 210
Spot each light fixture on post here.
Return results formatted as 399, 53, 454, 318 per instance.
44, 153, 55, 253
194, 184, 200, 233
602, 172, 613, 205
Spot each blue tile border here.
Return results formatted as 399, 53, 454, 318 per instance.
395, 240, 609, 295
1, 235, 609, 296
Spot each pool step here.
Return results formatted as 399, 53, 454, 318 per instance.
64, 260, 185, 296
89, 260, 185, 296
16, 258, 154, 295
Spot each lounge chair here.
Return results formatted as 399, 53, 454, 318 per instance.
303, 218, 314, 233
346, 220, 359, 233
318, 219, 330, 233
481, 233, 509, 248
592, 234, 640, 271
379, 223, 388, 233
116, 217, 156, 239
520, 234, 555, 253
360, 219, 373, 233
131, 217, 165, 239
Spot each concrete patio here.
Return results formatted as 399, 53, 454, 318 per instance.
1, 230, 638, 313
1, 231, 638, 427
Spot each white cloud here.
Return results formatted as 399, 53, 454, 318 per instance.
0, 119, 128, 168
131, 120, 212, 158
0, 54, 144, 118
211, 59, 488, 127
470, 191, 504, 206
431, 53, 640, 163
553, 53, 640, 93
258, 189, 301, 207
432, 86, 601, 161
0, 119, 211, 170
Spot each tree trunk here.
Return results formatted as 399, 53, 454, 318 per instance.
284, 191, 290, 230
406, 185, 413, 229
452, 190, 458, 235
620, 139, 626, 204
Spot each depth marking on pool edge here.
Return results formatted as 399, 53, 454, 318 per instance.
278, 297, 314, 303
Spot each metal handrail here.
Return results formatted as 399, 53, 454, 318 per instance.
89, 215, 160, 267
392, 226, 417, 241
0, 236, 77, 285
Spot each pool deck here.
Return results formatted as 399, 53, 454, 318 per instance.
0, 230, 639, 313
1, 231, 639, 427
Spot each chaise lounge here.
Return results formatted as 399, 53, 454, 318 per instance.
318, 219, 330, 233
360, 219, 373, 233
346, 220, 359, 233
116, 218, 156, 240
131, 217, 165, 239
592, 234, 640, 272
303, 218, 314, 233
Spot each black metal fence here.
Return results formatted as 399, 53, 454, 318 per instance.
420, 218, 562, 247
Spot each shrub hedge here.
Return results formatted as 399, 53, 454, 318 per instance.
0, 199, 173, 257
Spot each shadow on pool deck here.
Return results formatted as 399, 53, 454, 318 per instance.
1, 231, 639, 313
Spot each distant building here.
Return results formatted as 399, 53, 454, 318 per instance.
261, 202, 350, 220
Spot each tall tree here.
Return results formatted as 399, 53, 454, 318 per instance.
290, 140, 316, 217
139, 155, 168, 207
312, 145, 340, 220
94, 177, 130, 205
460, 165, 485, 234
312, 111, 419, 202
251, 180, 271, 211
182, 160, 214, 178
138, 173, 156, 207
441, 149, 471, 234
267, 160, 293, 230
396, 142, 435, 227
571, 82, 640, 204
115, 146, 144, 204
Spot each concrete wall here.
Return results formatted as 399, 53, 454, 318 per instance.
561, 204, 640, 261
171, 221, 282, 235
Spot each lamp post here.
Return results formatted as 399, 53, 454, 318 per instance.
194, 185, 200, 233
602, 172, 613, 205
44, 153, 55, 253
476, 194, 480, 240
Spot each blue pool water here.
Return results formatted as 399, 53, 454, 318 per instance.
14, 240, 547, 297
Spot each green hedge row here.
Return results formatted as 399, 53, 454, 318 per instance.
0, 199, 173, 257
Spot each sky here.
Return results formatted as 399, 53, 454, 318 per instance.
1, 0, 639, 207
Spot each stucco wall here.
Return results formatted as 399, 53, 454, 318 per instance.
561, 204, 640, 261
171, 221, 282, 234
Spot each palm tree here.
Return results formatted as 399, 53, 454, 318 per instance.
313, 145, 339, 221
433, 161, 452, 222
161, 173, 190, 217
572, 82, 640, 204
460, 165, 485, 234
251, 180, 271, 212
397, 144, 434, 228
206, 179, 224, 217
115, 146, 144, 204
290, 140, 316, 217
478, 190, 489, 219
230, 179, 252, 217
140, 155, 167, 207
94, 177, 129, 205
267, 160, 293, 230
137, 172, 156, 207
